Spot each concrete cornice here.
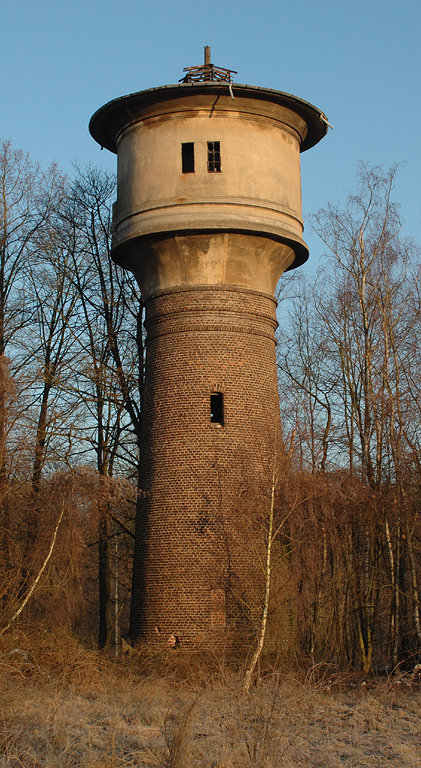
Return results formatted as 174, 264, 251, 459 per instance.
89, 82, 328, 154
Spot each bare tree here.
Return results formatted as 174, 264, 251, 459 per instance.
61, 166, 141, 648
278, 164, 421, 670
0, 140, 64, 566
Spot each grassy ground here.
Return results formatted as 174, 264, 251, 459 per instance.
1, 629, 420, 767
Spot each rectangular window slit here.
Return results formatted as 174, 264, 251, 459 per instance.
182, 142, 195, 173
210, 392, 224, 424
207, 141, 221, 173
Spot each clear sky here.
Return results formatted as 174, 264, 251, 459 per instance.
2, 0, 420, 266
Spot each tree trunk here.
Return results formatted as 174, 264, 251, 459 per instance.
98, 504, 112, 649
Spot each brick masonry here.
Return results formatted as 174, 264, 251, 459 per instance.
130, 284, 282, 646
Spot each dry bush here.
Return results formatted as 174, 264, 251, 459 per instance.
0, 468, 135, 649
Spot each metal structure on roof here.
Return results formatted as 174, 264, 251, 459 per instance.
180, 45, 237, 83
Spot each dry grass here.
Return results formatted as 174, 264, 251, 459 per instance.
1, 630, 421, 767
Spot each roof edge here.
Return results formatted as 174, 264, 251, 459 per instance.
89, 81, 328, 154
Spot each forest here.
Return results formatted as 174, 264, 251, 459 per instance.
1, 137, 421, 676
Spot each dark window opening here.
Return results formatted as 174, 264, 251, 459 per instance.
210, 392, 224, 424
182, 142, 195, 173
207, 141, 221, 172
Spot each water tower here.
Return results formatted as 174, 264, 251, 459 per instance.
90, 49, 328, 646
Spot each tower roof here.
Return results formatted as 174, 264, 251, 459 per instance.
89, 81, 328, 155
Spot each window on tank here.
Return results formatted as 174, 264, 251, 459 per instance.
207, 141, 221, 172
181, 142, 195, 173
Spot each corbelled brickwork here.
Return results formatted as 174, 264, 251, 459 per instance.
130, 285, 281, 644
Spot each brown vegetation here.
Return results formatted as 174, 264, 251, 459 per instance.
1, 630, 421, 767
275, 163, 421, 674
1, 138, 421, 691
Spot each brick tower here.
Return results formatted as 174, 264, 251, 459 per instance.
90, 49, 328, 647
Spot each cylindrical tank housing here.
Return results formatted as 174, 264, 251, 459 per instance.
90, 82, 327, 297
90, 77, 327, 647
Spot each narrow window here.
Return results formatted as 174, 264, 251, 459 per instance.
182, 142, 195, 173
210, 392, 224, 424
207, 141, 221, 173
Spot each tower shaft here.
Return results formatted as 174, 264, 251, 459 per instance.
131, 283, 280, 642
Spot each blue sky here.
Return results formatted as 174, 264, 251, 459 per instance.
2, 0, 420, 266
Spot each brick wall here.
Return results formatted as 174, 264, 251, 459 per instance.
130, 285, 282, 647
